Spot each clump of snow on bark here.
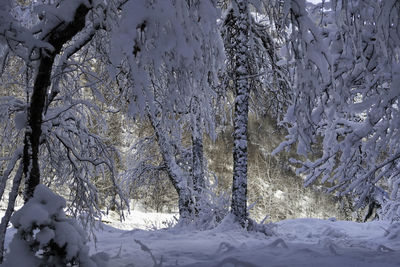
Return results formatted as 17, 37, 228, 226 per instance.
3, 184, 107, 267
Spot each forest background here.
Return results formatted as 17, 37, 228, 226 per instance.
0, 0, 399, 265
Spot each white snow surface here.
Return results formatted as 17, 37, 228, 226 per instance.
3, 210, 400, 267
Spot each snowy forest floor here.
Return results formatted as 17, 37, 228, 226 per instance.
3, 209, 400, 267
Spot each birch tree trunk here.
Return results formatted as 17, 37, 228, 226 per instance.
231, 0, 250, 227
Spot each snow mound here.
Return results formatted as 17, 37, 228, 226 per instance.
3, 184, 107, 267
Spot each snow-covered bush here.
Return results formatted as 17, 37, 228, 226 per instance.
193, 185, 230, 230
3, 184, 107, 267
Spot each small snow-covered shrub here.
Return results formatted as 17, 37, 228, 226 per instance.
194, 187, 230, 230
3, 184, 106, 267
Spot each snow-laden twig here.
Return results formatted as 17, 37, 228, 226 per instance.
134, 239, 163, 267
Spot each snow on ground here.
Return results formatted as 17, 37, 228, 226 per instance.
100, 208, 177, 231
3, 209, 400, 267
90, 213, 400, 267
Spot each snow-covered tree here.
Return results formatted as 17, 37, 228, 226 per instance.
110, 0, 225, 224
0, 0, 128, 260
221, 0, 290, 227
273, 0, 400, 220
224, 0, 252, 227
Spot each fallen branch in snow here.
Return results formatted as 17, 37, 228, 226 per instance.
216, 242, 236, 255
134, 239, 163, 267
383, 223, 400, 240
112, 244, 123, 259
247, 218, 276, 236
376, 245, 395, 252
267, 238, 288, 249
319, 238, 340, 255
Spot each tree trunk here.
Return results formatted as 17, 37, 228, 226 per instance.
0, 162, 23, 263
231, 0, 250, 227
23, 2, 91, 200
176, 186, 195, 221
191, 98, 205, 209
148, 113, 196, 222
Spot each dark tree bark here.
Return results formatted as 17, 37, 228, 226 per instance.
231, 0, 250, 227
23, 2, 92, 200
0, 2, 94, 262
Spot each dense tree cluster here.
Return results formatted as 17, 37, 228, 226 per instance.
0, 0, 398, 263
273, 0, 400, 221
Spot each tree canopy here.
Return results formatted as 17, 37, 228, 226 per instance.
0, 0, 399, 262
